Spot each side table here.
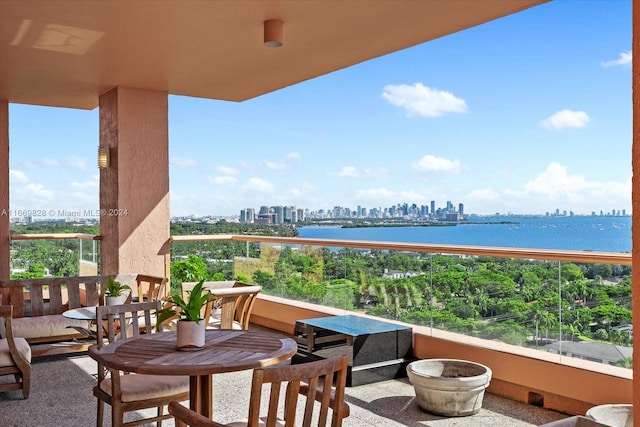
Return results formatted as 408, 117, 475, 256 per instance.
294, 314, 413, 386
63, 306, 98, 339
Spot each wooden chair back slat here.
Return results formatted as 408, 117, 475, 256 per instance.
10, 287, 25, 317
48, 284, 63, 314
67, 283, 81, 309
29, 285, 44, 316
84, 282, 100, 306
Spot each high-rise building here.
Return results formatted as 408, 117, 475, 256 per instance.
239, 208, 255, 223
430, 200, 436, 217
283, 206, 294, 223
271, 205, 284, 224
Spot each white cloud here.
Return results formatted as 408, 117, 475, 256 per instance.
381, 83, 468, 117
601, 50, 632, 67
467, 188, 500, 201
328, 166, 389, 178
412, 155, 461, 173
24, 182, 54, 200
465, 163, 631, 215
265, 152, 300, 170
524, 163, 585, 196
66, 176, 99, 205
243, 177, 275, 193
172, 157, 196, 168
541, 109, 589, 130
330, 166, 358, 177
70, 175, 99, 190
65, 156, 87, 170
209, 176, 237, 185
398, 190, 426, 201
290, 182, 317, 197
42, 158, 60, 167
355, 187, 398, 201
10, 169, 99, 212
9, 169, 29, 183
41, 156, 86, 170
216, 165, 238, 175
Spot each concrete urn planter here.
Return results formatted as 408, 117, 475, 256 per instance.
586, 404, 633, 427
407, 358, 492, 417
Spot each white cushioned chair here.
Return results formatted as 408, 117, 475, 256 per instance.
93, 301, 189, 427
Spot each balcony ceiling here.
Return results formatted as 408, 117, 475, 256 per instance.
0, 0, 548, 110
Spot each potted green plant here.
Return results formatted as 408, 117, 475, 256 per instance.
104, 278, 131, 306
157, 280, 211, 350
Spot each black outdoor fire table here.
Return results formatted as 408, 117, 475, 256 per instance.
294, 314, 413, 386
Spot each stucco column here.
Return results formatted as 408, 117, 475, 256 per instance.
99, 87, 169, 277
633, 0, 639, 424
0, 100, 8, 280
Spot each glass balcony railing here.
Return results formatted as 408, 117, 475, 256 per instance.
8, 232, 631, 370
170, 234, 632, 370
9, 233, 100, 278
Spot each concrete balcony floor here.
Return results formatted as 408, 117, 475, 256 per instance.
0, 351, 570, 427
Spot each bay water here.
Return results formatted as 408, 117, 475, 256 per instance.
298, 216, 631, 253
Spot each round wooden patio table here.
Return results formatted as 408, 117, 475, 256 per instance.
88, 329, 298, 419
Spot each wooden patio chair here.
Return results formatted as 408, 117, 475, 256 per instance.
168, 354, 349, 427
93, 302, 189, 427
182, 281, 261, 330
0, 305, 31, 399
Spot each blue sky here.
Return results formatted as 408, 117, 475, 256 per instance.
8, 1, 632, 218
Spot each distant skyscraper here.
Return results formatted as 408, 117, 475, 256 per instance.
430, 200, 436, 216
283, 205, 294, 223
239, 208, 255, 223
458, 203, 464, 217
271, 206, 284, 224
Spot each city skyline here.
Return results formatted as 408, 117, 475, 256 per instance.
6, 197, 630, 224
232, 200, 631, 224
7, 1, 632, 218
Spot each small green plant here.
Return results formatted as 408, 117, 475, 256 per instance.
156, 279, 211, 325
105, 278, 131, 297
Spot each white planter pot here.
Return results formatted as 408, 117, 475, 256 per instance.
407, 358, 492, 417
105, 295, 125, 306
176, 319, 206, 350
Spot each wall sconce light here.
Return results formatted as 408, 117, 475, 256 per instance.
264, 19, 283, 47
97, 146, 110, 169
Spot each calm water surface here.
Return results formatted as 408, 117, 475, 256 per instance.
298, 216, 631, 253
